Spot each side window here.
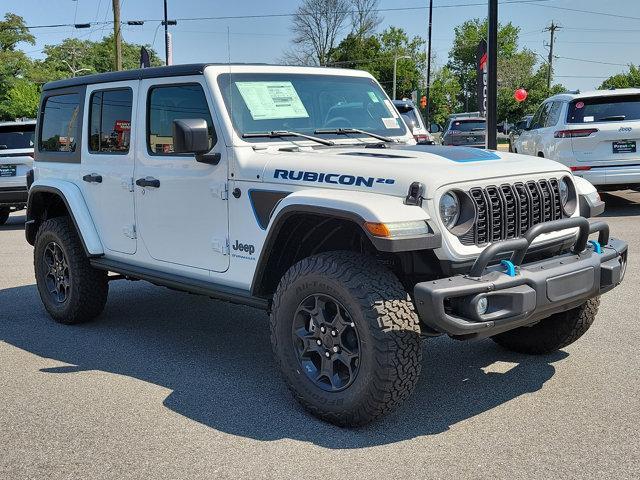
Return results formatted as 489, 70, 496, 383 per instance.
545, 101, 562, 127
530, 103, 551, 130
89, 88, 133, 153
147, 84, 216, 155
39, 93, 81, 152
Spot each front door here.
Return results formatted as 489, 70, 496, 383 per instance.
80, 83, 136, 254
134, 77, 229, 273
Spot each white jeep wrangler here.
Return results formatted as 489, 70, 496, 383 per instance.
26, 64, 628, 426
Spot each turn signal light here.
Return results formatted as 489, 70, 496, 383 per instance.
554, 128, 598, 138
364, 222, 391, 237
364, 221, 430, 238
570, 166, 592, 172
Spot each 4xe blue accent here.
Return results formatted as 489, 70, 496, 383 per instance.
419, 145, 501, 163
588, 240, 602, 254
501, 260, 517, 277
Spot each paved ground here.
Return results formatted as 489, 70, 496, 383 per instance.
1, 192, 639, 480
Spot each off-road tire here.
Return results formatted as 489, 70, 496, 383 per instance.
34, 217, 109, 324
492, 297, 600, 354
270, 251, 422, 427
0, 207, 9, 225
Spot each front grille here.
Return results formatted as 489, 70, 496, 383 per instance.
460, 178, 565, 246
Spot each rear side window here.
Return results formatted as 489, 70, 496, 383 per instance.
147, 84, 216, 155
0, 124, 35, 150
89, 88, 133, 154
545, 102, 562, 127
567, 95, 640, 123
40, 93, 81, 152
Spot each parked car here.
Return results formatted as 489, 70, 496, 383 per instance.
26, 64, 626, 426
508, 114, 533, 152
442, 117, 486, 147
0, 119, 35, 225
392, 99, 434, 144
514, 88, 640, 190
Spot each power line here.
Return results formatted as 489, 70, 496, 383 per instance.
556, 55, 631, 67
18, 0, 553, 29
531, 4, 640, 21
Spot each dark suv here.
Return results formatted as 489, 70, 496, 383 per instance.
0, 120, 35, 224
442, 117, 486, 147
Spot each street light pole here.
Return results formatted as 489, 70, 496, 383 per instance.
393, 54, 411, 100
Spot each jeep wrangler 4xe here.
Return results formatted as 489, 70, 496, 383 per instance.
26, 64, 628, 426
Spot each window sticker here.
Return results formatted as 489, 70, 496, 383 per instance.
584, 115, 595, 123
575, 101, 585, 109
367, 91, 380, 103
236, 81, 309, 120
382, 117, 399, 129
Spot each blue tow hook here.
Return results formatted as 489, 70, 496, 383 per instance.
501, 260, 517, 277
588, 240, 602, 254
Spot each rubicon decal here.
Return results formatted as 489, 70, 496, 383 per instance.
274, 169, 395, 187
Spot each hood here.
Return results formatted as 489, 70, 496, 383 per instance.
252, 144, 570, 199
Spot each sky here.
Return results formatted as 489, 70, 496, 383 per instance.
1, 0, 639, 92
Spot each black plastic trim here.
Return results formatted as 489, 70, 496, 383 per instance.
0, 186, 28, 205
250, 204, 441, 295
579, 193, 605, 218
25, 185, 100, 257
90, 258, 269, 310
248, 189, 290, 229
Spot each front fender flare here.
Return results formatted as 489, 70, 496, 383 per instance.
27, 180, 104, 257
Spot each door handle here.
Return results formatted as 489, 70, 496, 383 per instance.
82, 173, 103, 184
136, 177, 160, 188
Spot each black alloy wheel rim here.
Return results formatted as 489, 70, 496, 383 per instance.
43, 242, 71, 304
292, 293, 361, 392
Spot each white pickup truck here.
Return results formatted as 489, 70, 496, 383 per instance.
25, 64, 628, 426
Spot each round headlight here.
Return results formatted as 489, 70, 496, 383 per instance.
559, 177, 570, 207
440, 191, 460, 229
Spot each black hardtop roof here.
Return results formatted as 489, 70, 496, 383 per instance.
42, 63, 271, 91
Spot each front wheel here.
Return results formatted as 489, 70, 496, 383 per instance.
270, 252, 422, 427
492, 298, 600, 354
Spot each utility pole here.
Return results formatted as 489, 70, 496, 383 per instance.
164, 0, 169, 65
544, 21, 560, 91
393, 54, 410, 100
425, 0, 434, 126
486, 0, 498, 150
112, 0, 122, 71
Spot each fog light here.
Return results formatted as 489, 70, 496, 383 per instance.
476, 297, 489, 316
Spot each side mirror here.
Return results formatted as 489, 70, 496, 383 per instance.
172, 118, 220, 165
429, 123, 441, 133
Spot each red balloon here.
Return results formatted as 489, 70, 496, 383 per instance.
514, 88, 528, 102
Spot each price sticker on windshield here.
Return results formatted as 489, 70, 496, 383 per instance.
236, 81, 309, 120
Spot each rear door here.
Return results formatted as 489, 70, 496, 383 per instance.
80, 82, 137, 254
567, 94, 640, 165
0, 123, 34, 190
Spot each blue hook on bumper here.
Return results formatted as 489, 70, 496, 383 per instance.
588, 240, 602, 254
501, 260, 517, 277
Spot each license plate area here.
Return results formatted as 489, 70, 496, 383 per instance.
612, 140, 636, 154
546, 267, 595, 303
0, 165, 17, 177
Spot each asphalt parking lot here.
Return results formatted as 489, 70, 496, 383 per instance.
1, 192, 638, 480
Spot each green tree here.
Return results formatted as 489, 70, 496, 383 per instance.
599, 65, 640, 89
428, 66, 461, 125
0, 13, 34, 51
447, 18, 520, 110
0, 78, 39, 118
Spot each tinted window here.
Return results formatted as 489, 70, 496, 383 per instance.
148, 84, 215, 155
0, 124, 35, 150
530, 103, 551, 129
400, 110, 420, 128
89, 88, 133, 153
567, 94, 640, 123
40, 93, 81, 152
449, 120, 486, 132
545, 101, 562, 127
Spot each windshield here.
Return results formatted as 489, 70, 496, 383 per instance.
399, 110, 422, 130
449, 120, 486, 132
0, 124, 35, 150
217, 73, 407, 142
567, 95, 640, 123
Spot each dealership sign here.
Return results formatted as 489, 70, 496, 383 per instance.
476, 39, 487, 118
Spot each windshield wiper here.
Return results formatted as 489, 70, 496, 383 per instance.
314, 128, 396, 143
242, 130, 335, 146
596, 115, 626, 122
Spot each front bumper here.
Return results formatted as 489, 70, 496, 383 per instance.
414, 218, 628, 339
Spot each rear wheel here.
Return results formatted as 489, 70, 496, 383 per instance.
270, 251, 422, 426
34, 217, 109, 324
0, 207, 9, 225
492, 298, 600, 354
